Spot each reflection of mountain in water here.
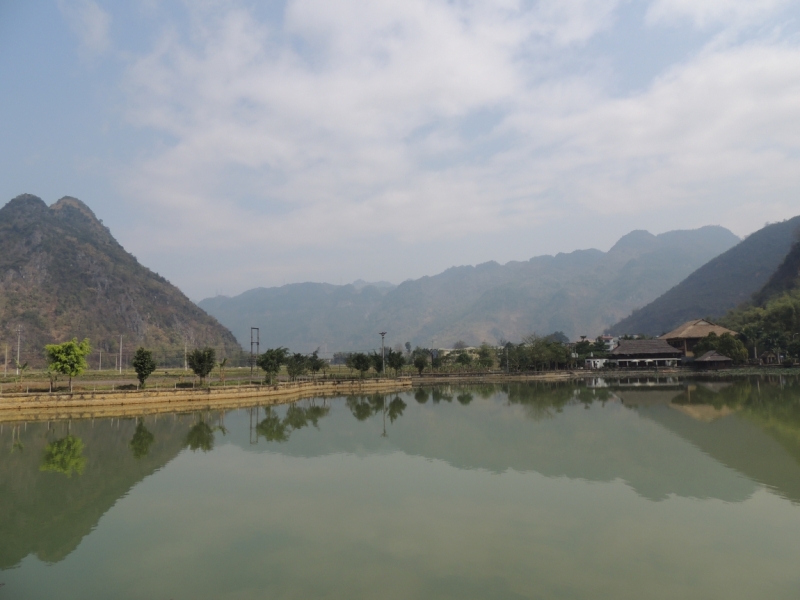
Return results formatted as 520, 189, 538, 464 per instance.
227, 384, 760, 503
3, 378, 799, 570
632, 378, 800, 504
0, 416, 195, 569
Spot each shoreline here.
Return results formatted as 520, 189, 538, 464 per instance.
1, 368, 796, 423
0, 377, 412, 424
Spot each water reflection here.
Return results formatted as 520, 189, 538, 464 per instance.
129, 421, 155, 459
2, 376, 800, 580
256, 401, 332, 443
40, 435, 86, 477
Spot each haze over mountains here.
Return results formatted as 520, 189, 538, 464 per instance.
200, 226, 739, 352
0, 194, 239, 363
608, 216, 800, 337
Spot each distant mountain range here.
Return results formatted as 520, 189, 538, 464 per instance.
608, 216, 800, 337
0, 194, 239, 364
200, 226, 739, 352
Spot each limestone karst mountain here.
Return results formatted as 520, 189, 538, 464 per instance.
0, 194, 240, 365
608, 216, 800, 337
201, 226, 740, 351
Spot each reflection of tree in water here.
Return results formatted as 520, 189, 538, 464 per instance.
387, 397, 407, 423
184, 419, 224, 453
431, 388, 453, 403
414, 388, 430, 404
257, 402, 332, 443
256, 408, 289, 442
346, 395, 386, 421
506, 383, 577, 421
456, 393, 474, 405
40, 435, 86, 477
129, 420, 155, 459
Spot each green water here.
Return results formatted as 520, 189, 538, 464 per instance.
2, 377, 800, 599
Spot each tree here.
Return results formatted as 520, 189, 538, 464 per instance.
257, 347, 289, 384
13, 360, 28, 391
40, 435, 86, 477
218, 357, 228, 385
369, 351, 385, 374
694, 332, 748, 364
308, 350, 326, 378
186, 347, 216, 385
132, 347, 157, 388
129, 420, 155, 459
477, 343, 495, 369
286, 353, 308, 381
348, 352, 371, 378
45, 338, 91, 392
386, 348, 405, 376
413, 353, 428, 375
455, 352, 472, 367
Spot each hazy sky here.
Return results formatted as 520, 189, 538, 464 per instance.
2, 0, 799, 299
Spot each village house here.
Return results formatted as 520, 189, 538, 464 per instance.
659, 319, 738, 356
693, 350, 733, 371
607, 339, 683, 368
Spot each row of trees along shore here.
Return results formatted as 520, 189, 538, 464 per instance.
5, 322, 791, 393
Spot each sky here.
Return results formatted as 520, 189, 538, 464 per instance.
1, 0, 799, 300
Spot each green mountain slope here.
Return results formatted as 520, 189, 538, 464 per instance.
0, 194, 240, 365
753, 236, 800, 305
200, 226, 739, 351
608, 216, 800, 337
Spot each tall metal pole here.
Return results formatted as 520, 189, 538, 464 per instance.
379, 332, 386, 377
250, 328, 260, 380
184, 342, 187, 371
99, 350, 102, 371
4, 345, 7, 377
16, 326, 21, 375
119, 335, 123, 375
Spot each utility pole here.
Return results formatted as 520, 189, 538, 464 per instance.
16, 326, 21, 375
379, 332, 387, 377
99, 350, 102, 371
184, 342, 187, 371
119, 335, 123, 375
4, 344, 7, 377
250, 328, 260, 380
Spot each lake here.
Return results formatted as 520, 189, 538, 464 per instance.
2, 376, 800, 599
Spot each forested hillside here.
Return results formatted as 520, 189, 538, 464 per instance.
201, 226, 739, 352
0, 194, 240, 366
608, 217, 800, 337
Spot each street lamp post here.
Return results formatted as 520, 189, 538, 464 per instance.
379, 332, 387, 377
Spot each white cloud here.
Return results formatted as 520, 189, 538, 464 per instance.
646, 0, 792, 28
59, 0, 112, 55
111, 0, 800, 295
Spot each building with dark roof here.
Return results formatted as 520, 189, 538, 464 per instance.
693, 351, 733, 370
607, 339, 683, 368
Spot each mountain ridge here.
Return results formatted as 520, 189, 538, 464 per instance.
201, 225, 740, 352
0, 194, 241, 365
608, 216, 800, 337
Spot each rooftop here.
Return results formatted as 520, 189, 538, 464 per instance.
695, 350, 733, 363
610, 339, 683, 357
660, 319, 737, 340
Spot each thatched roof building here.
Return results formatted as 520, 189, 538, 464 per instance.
694, 350, 733, 370
608, 339, 682, 368
659, 319, 738, 355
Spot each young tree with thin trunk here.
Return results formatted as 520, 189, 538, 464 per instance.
187, 347, 216, 385
45, 338, 91, 392
132, 347, 157, 388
